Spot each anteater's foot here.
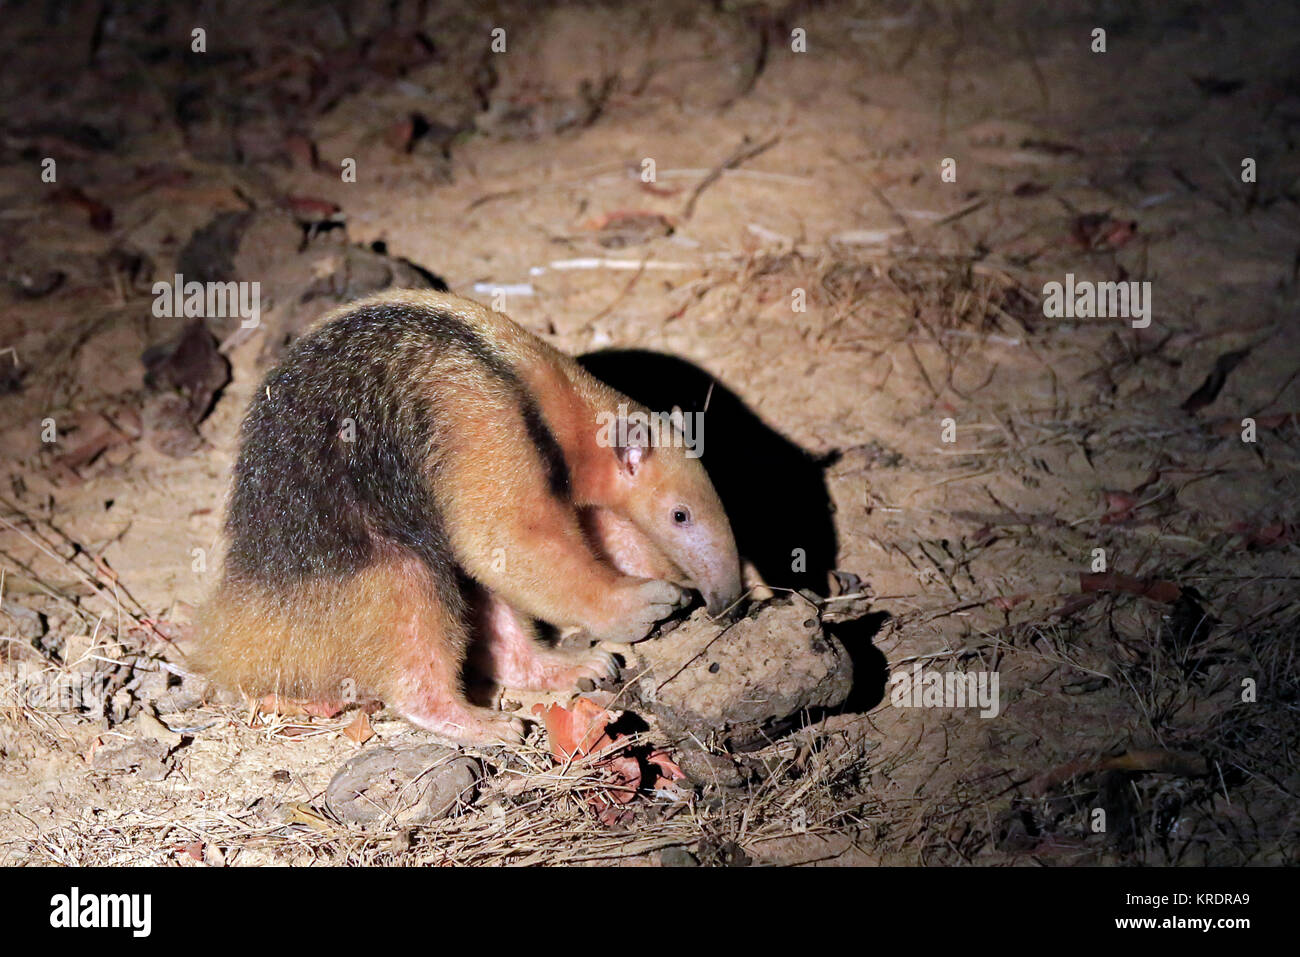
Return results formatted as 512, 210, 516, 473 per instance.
475, 588, 620, 691
500, 644, 619, 693
398, 699, 525, 746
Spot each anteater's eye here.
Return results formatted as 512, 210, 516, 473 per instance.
672, 506, 692, 526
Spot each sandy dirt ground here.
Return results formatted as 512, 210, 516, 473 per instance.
1, 0, 1298, 865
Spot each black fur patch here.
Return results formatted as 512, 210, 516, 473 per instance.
225, 301, 568, 608
521, 400, 571, 498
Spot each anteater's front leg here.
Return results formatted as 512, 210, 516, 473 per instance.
438, 394, 683, 642
372, 557, 526, 745
469, 586, 617, 692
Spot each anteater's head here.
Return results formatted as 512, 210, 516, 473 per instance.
602, 407, 742, 617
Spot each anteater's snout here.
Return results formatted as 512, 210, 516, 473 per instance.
703, 567, 743, 618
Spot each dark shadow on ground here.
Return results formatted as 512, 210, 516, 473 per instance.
578, 349, 839, 597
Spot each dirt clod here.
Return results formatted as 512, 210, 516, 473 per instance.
630, 599, 853, 746
325, 745, 481, 826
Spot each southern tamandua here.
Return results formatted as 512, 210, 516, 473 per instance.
192, 290, 741, 744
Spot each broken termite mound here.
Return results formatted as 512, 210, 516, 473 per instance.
626, 597, 854, 750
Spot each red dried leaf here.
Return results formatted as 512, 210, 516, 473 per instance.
536, 697, 614, 761
1100, 491, 1138, 524
50, 186, 113, 231
597, 804, 634, 827
282, 195, 341, 221
1229, 521, 1296, 549
343, 710, 374, 744
1079, 572, 1181, 604
604, 755, 643, 804
646, 750, 686, 781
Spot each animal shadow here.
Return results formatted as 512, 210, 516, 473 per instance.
578, 349, 838, 597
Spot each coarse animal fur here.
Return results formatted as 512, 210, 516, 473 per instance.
192, 290, 741, 744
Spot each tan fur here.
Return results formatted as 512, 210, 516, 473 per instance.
195, 290, 740, 744
192, 552, 444, 703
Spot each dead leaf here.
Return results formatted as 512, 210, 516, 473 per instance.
343, 711, 374, 744
647, 750, 685, 781
1031, 748, 1208, 795
1053, 593, 1100, 618
1229, 521, 1296, 549
536, 697, 614, 761
1181, 349, 1250, 413
1070, 211, 1137, 250
49, 185, 113, 231
284, 802, 337, 833
1100, 490, 1139, 524
1080, 572, 1181, 604
604, 755, 642, 804
141, 319, 231, 424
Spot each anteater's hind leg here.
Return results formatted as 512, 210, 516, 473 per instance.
193, 554, 523, 744
381, 560, 526, 745
469, 587, 617, 693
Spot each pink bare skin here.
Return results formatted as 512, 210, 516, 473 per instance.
470, 588, 617, 692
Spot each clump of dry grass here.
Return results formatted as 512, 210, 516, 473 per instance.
0, 700, 886, 866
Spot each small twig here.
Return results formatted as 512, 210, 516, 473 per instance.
682, 135, 781, 221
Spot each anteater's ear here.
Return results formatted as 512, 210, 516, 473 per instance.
615, 418, 652, 476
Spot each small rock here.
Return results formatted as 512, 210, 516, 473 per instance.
677, 749, 748, 789
696, 838, 751, 867
659, 847, 699, 867
1, 601, 46, 639
326, 745, 481, 826
91, 737, 169, 779
134, 710, 183, 750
